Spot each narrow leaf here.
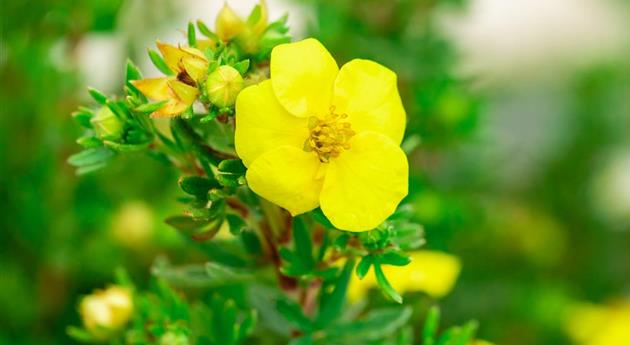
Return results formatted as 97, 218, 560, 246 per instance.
374, 262, 403, 304
148, 49, 174, 75
423, 306, 441, 345
88, 87, 108, 104
187, 21, 197, 46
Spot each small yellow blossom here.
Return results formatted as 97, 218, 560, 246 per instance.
565, 301, 630, 345
215, 1, 269, 53
131, 42, 208, 117
348, 251, 461, 302
235, 38, 408, 231
215, 2, 247, 42
80, 285, 133, 339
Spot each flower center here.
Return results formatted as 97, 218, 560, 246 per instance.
304, 107, 355, 163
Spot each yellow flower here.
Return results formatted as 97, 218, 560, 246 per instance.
80, 285, 133, 339
565, 301, 630, 345
131, 42, 208, 117
347, 251, 461, 302
235, 38, 408, 231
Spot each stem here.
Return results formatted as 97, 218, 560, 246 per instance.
257, 198, 297, 292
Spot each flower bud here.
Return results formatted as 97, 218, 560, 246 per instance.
215, 3, 245, 42
90, 106, 123, 140
80, 285, 133, 339
205, 65, 244, 108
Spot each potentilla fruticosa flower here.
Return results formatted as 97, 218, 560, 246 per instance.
131, 42, 208, 117
235, 38, 408, 231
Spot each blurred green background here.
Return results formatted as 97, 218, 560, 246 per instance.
1, 0, 629, 344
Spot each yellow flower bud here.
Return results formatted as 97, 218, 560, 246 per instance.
80, 286, 133, 339
91, 106, 123, 140
206, 65, 244, 108
215, 3, 245, 42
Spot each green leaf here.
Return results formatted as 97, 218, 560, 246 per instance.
165, 215, 210, 231
218, 159, 246, 174
356, 255, 373, 279
148, 49, 174, 75
67, 147, 114, 167
179, 176, 220, 197
72, 107, 94, 128
373, 262, 403, 304
76, 135, 102, 148
205, 262, 253, 283
217, 159, 246, 187
152, 260, 251, 288
66, 326, 96, 343
293, 216, 315, 269
276, 298, 313, 332
233, 59, 250, 75
247, 4, 262, 26
436, 321, 479, 345
236, 310, 257, 342
310, 207, 335, 229
316, 259, 354, 326
333, 233, 350, 249
226, 214, 247, 235
197, 20, 218, 40
240, 230, 262, 255
76, 163, 107, 175
422, 306, 440, 345
389, 219, 425, 251
103, 140, 151, 152
88, 87, 108, 104
125, 59, 143, 81
106, 99, 129, 121
326, 307, 412, 341
379, 250, 412, 266
187, 21, 197, 46
134, 100, 168, 114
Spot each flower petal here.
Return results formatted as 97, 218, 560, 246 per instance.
168, 80, 198, 106
235, 80, 309, 166
270, 38, 339, 117
333, 59, 406, 144
151, 99, 189, 118
246, 146, 323, 216
157, 42, 207, 75
320, 132, 408, 231
131, 77, 173, 101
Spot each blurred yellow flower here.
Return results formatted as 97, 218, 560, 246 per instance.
348, 251, 461, 302
565, 301, 630, 345
131, 42, 208, 117
235, 38, 408, 231
80, 285, 133, 339
110, 201, 154, 249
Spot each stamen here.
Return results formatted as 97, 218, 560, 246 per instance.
304, 108, 354, 162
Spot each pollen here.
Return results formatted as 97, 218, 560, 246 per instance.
304, 106, 355, 162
